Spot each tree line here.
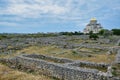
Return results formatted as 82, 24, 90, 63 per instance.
0, 29, 119, 40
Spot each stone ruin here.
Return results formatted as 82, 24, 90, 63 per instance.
1, 54, 120, 80
115, 49, 120, 64
0, 35, 119, 54
0, 35, 120, 80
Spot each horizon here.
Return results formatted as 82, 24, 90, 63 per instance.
0, 0, 120, 33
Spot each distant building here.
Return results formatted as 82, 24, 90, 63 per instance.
83, 18, 103, 34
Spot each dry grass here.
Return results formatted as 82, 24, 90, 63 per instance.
0, 46, 63, 80
12, 45, 115, 63
0, 45, 116, 80
111, 64, 120, 77
0, 63, 52, 80
79, 54, 115, 63
67, 39, 83, 43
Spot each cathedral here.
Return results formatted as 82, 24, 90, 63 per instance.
83, 18, 103, 34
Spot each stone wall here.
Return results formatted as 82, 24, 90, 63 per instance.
115, 49, 120, 64
4, 54, 120, 80
24, 54, 74, 63
78, 44, 110, 50
0, 35, 119, 54
108, 46, 120, 54
67, 60, 109, 69
116, 39, 120, 46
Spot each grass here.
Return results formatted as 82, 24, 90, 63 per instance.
68, 38, 114, 47
67, 38, 83, 43
0, 63, 52, 80
112, 64, 120, 77
80, 64, 107, 72
9, 45, 115, 63
0, 45, 63, 80
0, 45, 116, 80
0, 45, 115, 64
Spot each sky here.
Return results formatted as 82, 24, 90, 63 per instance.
0, 0, 120, 33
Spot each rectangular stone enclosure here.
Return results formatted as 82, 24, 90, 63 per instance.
7, 54, 120, 80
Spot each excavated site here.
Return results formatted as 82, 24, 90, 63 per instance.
0, 35, 120, 80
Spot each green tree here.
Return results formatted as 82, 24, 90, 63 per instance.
112, 29, 120, 35
89, 31, 99, 40
89, 31, 93, 35
103, 29, 113, 38
0, 35, 7, 40
89, 34, 99, 40
99, 29, 105, 35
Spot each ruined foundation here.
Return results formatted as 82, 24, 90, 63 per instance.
5, 54, 120, 80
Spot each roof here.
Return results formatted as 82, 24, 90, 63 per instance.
90, 18, 97, 21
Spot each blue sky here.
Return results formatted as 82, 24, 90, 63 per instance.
0, 0, 120, 33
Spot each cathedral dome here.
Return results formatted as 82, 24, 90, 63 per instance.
90, 18, 97, 21
83, 18, 103, 34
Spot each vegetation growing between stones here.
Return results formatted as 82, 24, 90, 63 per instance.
0, 63, 53, 80
0, 33, 120, 79
80, 64, 107, 72
112, 64, 120, 77
3, 45, 113, 63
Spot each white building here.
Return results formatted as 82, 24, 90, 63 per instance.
83, 18, 103, 34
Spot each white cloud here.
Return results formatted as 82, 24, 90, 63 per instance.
3, 0, 67, 18
0, 21, 18, 26
0, 0, 120, 33
0, 0, 120, 22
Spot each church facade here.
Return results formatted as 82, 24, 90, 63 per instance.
83, 18, 103, 34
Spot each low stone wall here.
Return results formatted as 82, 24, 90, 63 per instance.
68, 60, 109, 69
116, 39, 120, 46
97, 39, 110, 44
115, 49, 120, 64
79, 44, 110, 50
23, 54, 74, 63
108, 46, 120, 54
3, 54, 119, 80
